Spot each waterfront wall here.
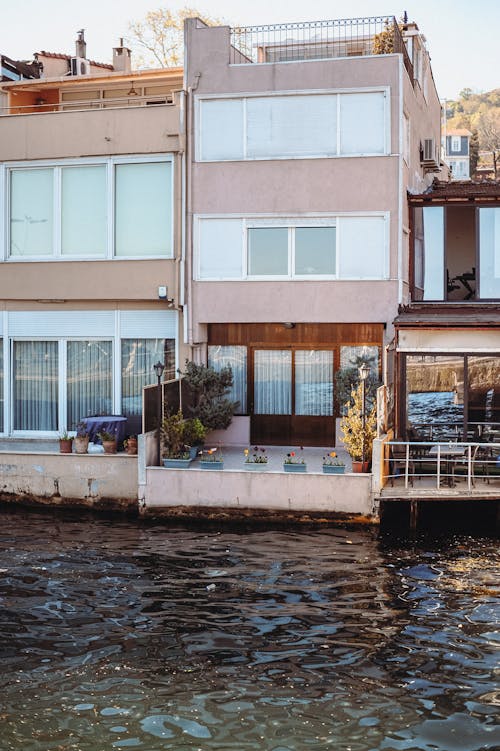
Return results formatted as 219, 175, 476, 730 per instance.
0, 453, 138, 511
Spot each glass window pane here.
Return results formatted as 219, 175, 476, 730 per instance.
115, 162, 172, 257
467, 356, 500, 437
406, 355, 464, 441
254, 350, 291, 414
199, 218, 243, 279
121, 339, 173, 417
340, 345, 380, 373
248, 228, 288, 275
13, 341, 58, 431
62, 166, 106, 256
67, 341, 113, 427
340, 92, 385, 154
295, 350, 333, 415
479, 208, 500, 299
338, 216, 387, 278
200, 99, 244, 160
208, 345, 247, 414
295, 227, 336, 275
10, 169, 53, 256
0, 340, 3, 433
423, 207, 444, 300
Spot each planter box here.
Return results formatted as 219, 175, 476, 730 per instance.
244, 462, 268, 471
163, 457, 192, 469
200, 460, 224, 470
283, 463, 307, 473
323, 465, 345, 474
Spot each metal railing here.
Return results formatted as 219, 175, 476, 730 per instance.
229, 16, 414, 81
384, 441, 500, 491
0, 93, 176, 116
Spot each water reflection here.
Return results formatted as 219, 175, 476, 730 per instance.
0, 509, 498, 750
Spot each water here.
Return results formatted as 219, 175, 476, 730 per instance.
0, 508, 498, 751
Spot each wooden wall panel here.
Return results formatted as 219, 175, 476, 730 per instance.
208, 322, 384, 346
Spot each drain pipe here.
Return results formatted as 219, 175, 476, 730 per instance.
185, 70, 201, 351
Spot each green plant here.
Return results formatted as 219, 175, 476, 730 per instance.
75, 421, 89, 438
182, 417, 207, 447
161, 410, 186, 458
59, 431, 72, 441
322, 451, 345, 467
284, 449, 306, 465
340, 383, 377, 462
200, 448, 223, 462
244, 446, 268, 463
335, 359, 380, 415
98, 430, 116, 442
182, 360, 238, 431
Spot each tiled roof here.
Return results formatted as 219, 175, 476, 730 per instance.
409, 179, 500, 202
36, 51, 113, 69
395, 304, 500, 327
446, 128, 472, 136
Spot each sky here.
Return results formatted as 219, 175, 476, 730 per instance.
2, 0, 499, 100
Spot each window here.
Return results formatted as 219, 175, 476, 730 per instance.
6, 158, 173, 260
0, 339, 3, 433
13, 341, 59, 431
208, 345, 247, 414
451, 136, 461, 153
67, 340, 113, 427
199, 91, 387, 161
197, 216, 386, 280
403, 113, 410, 164
121, 338, 175, 417
479, 208, 500, 298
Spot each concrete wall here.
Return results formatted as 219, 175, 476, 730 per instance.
0, 452, 138, 509
144, 466, 374, 517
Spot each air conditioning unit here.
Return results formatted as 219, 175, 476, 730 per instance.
70, 57, 91, 76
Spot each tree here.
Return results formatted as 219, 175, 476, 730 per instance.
476, 109, 500, 178
127, 6, 222, 68
340, 383, 377, 462
469, 129, 480, 178
182, 361, 238, 431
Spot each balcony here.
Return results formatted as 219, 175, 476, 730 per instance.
229, 15, 414, 80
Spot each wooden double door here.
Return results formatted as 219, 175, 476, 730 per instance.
250, 346, 335, 447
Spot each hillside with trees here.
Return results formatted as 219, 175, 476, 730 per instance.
445, 88, 500, 178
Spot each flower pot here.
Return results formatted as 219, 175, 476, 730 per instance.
125, 439, 138, 455
74, 436, 89, 454
200, 460, 224, 470
163, 457, 192, 468
102, 439, 117, 454
351, 461, 370, 473
244, 462, 268, 471
323, 465, 345, 474
59, 439, 73, 454
189, 445, 202, 460
283, 463, 307, 473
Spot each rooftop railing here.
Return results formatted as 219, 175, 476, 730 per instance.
230, 15, 414, 81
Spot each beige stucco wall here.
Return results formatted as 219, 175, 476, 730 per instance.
398, 329, 500, 351
0, 452, 138, 507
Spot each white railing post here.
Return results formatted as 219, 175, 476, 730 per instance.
467, 444, 472, 491
405, 442, 409, 489
436, 445, 441, 488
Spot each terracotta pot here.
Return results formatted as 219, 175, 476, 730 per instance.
351, 460, 370, 473
59, 439, 73, 454
125, 439, 138, 455
74, 436, 89, 454
102, 439, 117, 454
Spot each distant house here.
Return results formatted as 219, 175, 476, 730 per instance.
443, 128, 471, 180
1, 54, 41, 82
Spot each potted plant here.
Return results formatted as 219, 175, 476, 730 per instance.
243, 446, 268, 470
74, 422, 90, 454
182, 361, 239, 431
340, 382, 377, 473
59, 431, 73, 454
322, 451, 345, 474
182, 417, 207, 459
161, 410, 192, 468
123, 435, 138, 455
199, 447, 224, 469
98, 430, 117, 454
283, 448, 307, 473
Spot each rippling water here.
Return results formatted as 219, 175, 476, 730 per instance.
0, 508, 498, 751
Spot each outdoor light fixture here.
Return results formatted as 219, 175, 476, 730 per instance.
127, 81, 139, 96
358, 362, 370, 469
154, 361, 165, 466
283, 322, 296, 329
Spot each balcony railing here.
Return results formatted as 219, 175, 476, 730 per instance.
230, 16, 414, 80
0, 93, 176, 116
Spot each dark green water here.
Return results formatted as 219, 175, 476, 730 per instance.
0, 508, 498, 750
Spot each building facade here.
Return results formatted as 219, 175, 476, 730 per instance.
184, 15, 442, 446
0, 37, 187, 438
443, 128, 471, 180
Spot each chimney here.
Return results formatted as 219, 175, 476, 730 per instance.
75, 29, 87, 58
113, 38, 132, 73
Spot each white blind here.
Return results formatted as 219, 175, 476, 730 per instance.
8, 311, 115, 337
200, 99, 244, 160
198, 218, 243, 279
61, 166, 107, 257
246, 95, 337, 158
10, 169, 53, 256
120, 310, 178, 339
338, 216, 387, 278
339, 92, 386, 154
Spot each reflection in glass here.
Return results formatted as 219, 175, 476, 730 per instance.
10, 169, 53, 256
422, 207, 444, 301
295, 351, 333, 416
340, 345, 380, 373
248, 228, 288, 275
467, 356, 500, 436
254, 350, 291, 415
208, 345, 247, 414
14, 341, 58, 431
121, 339, 174, 417
406, 355, 463, 440
479, 208, 500, 299
62, 166, 106, 256
67, 341, 113, 427
295, 227, 336, 275
0, 339, 3, 433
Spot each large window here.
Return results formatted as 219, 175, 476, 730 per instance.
121, 338, 175, 417
67, 341, 113, 428
6, 158, 173, 260
13, 341, 59, 432
197, 216, 386, 281
0, 340, 3, 433
208, 345, 247, 414
199, 91, 388, 161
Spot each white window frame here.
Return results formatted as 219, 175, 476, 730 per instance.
451, 136, 461, 153
195, 213, 389, 281
1, 155, 174, 262
196, 88, 390, 162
